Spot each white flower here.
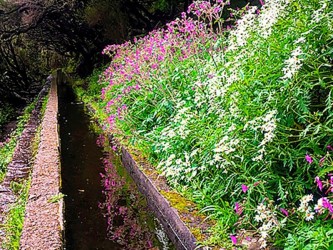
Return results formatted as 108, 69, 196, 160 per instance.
176, 159, 182, 165
255, 214, 262, 222
260, 231, 269, 239
305, 210, 315, 221
258, 0, 290, 38
311, 1, 327, 23
281, 46, 304, 80
295, 37, 306, 44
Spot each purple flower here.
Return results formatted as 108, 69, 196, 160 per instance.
259, 0, 265, 5
315, 176, 323, 191
322, 198, 333, 213
241, 184, 248, 193
327, 145, 333, 151
230, 235, 237, 245
305, 154, 313, 164
234, 202, 242, 215
280, 208, 289, 217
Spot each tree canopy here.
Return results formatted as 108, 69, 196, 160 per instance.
0, 0, 190, 105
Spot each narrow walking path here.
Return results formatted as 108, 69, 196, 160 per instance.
20, 77, 63, 249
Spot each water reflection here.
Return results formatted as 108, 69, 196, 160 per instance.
97, 135, 172, 250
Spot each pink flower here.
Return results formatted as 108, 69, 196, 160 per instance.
234, 202, 242, 215
259, 0, 265, 5
280, 208, 289, 217
322, 198, 333, 213
327, 145, 333, 151
230, 235, 237, 245
315, 176, 323, 191
241, 184, 248, 193
305, 154, 313, 164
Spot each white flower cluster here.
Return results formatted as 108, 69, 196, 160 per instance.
228, 0, 291, 50
281, 46, 304, 80
244, 110, 278, 161
311, 0, 328, 23
297, 194, 315, 221
228, 6, 257, 51
157, 149, 202, 181
214, 135, 239, 154
159, 105, 195, 141
254, 203, 281, 249
157, 154, 182, 179
258, 0, 291, 38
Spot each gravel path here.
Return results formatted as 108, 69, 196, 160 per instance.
20, 77, 63, 250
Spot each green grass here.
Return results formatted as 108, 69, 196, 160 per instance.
2, 179, 30, 250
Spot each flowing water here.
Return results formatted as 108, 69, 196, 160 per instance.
58, 83, 172, 250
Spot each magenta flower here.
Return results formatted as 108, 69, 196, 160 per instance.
322, 198, 333, 213
280, 208, 289, 217
241, 184, 248, 193
230, 235, 237, 245
234, 202, 242, 215
305, 154, 313, 164
259, 0, 265, 5
327, 145, 333, 151
315, 176, 323, 191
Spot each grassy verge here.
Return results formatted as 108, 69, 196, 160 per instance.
2, 179, 31, 250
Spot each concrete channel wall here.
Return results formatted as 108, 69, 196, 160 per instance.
121, 148, 198, 250
20, 74, 63, 249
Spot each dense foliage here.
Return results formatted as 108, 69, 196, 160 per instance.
0, 0, 190, 107
76, 0, 333, 248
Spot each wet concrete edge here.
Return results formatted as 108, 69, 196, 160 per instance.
120, 147, 199, 250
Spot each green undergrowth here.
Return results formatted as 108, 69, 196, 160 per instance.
0, 104, 15, 130
2, 179, 31, 250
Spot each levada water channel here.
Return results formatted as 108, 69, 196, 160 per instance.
58, 82, 173, 250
